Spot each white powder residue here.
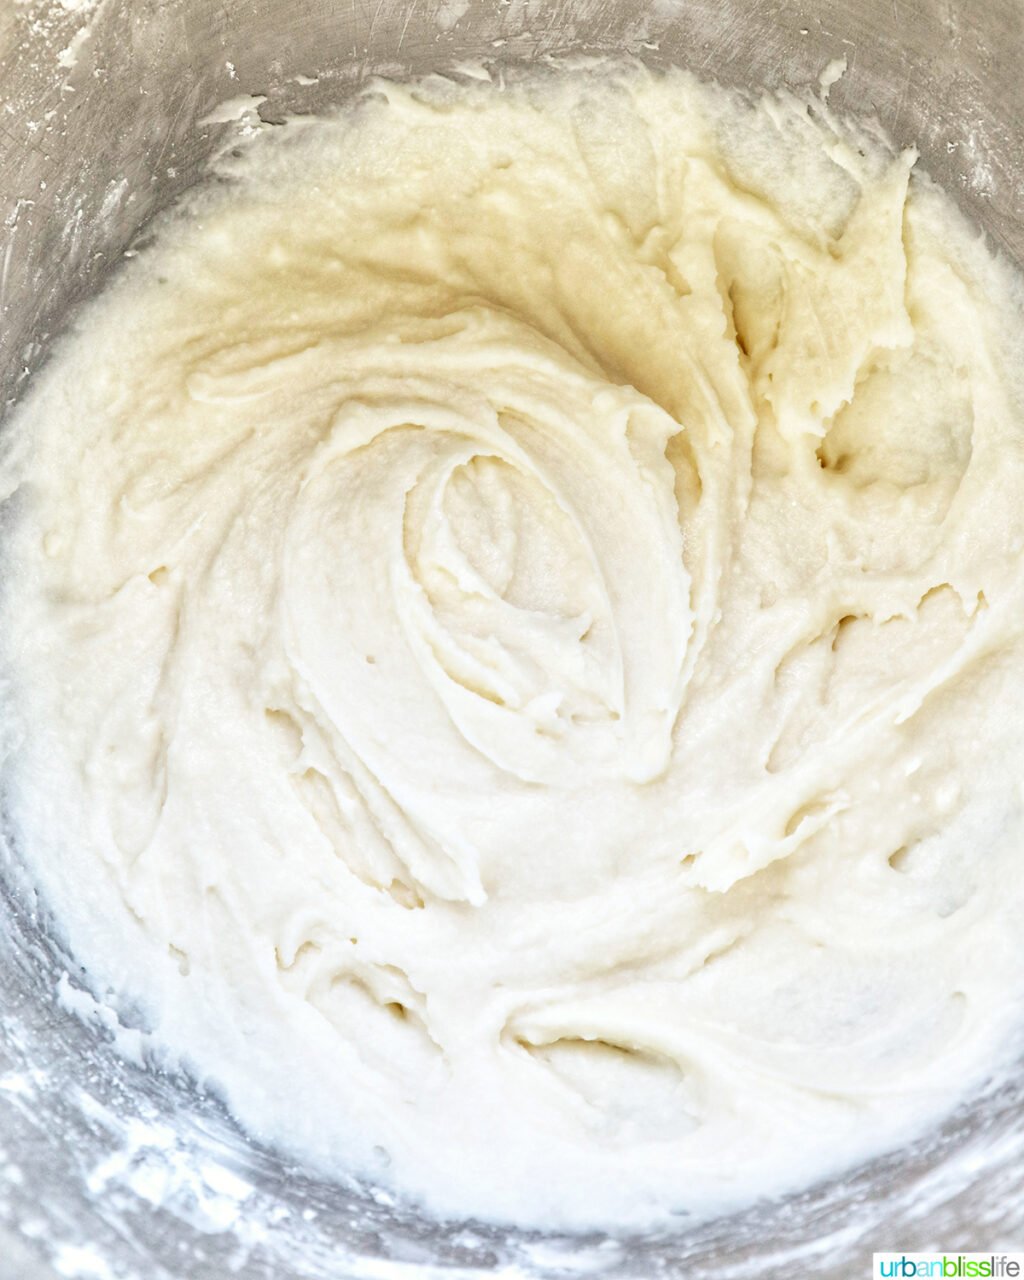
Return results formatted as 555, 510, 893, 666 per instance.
53, 1244, 115, 1280
57, 973, 146, 1065
819, 55, 848, 97
435, 0, 470, 32
198, 94, 268, 126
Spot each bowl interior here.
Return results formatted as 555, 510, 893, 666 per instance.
0, 1, 1022, 1275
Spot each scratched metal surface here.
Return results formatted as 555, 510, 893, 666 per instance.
0, 1, 1022, 1277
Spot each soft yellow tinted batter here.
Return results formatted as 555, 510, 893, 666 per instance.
4, 66, 1024, 1229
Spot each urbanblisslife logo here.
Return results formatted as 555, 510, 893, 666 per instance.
874, 1256, 1024, 1278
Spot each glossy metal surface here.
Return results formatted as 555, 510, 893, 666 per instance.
0, 1, 1021, 1275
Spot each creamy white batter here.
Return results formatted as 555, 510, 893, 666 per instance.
2, 63, 1024, 1231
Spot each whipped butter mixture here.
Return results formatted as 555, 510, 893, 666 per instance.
3, 65, 1024, 1230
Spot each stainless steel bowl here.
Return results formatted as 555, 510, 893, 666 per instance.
1, 1, 1022, 1275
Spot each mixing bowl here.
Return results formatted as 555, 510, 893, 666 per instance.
0, 0, 1022, 1275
